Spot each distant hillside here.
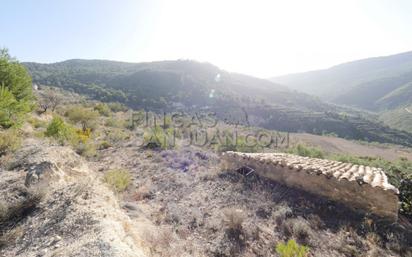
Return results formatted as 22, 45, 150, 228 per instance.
24, 59, 412, 146
271, 51, 412, 111
25, 59, 298, 109
377, 81, 412, 109
379, 105, 412, 133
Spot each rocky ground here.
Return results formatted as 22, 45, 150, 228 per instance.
94, 141, 412, 257
0, 139, 146, 257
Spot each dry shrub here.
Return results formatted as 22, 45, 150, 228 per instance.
104, 169, 131, 192
334, 226, 364, 256
223, 208, 246, 244
273, 205, 293, 226
0, 129, 21, 156
282, 218, 313, 245
0, 226, 24, 248
307, 214, 323, 229
142, 226, 175, 256
223, 208, 246, 231
0, 187, 44, 224
132, 184, 153, 201
0, 186, 45, 249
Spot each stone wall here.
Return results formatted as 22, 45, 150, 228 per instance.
221, 152, 399, 221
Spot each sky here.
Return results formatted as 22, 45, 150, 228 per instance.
1, 0, 412, 77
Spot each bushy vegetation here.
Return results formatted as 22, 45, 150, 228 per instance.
107, 102, 128, 113
276, 239, 309, 257
287, 144, 324, 158
143, 125, 175, 150
0, 129, 21, 156
45, 116, 75, 144
104, 169, 131, 192
94, 103, 111, 116
65, 106, 99, 131
74, 141, 97, 158
44, 116, 97, 157
0, 49, 33, 128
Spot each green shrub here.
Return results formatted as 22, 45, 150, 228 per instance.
108, 102, 128, 113
94, 103, 111, 116
0, 129, 21, 156
104, 169, 131, 192
143, 126, 175, 149
399, 180, 412, 218
105, 117, 118, 127
287, 144, 324, 158
45, 116, 75, 144
276, 239, 309, 257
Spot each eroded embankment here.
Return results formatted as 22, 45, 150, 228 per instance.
0, 139, 147, 257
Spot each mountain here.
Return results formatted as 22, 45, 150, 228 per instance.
270, 51, 412, 111
25, 59, 295, 109
23, 59, 412, 146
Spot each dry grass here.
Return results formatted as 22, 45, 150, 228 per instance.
223, 208, 246, 232
132, 184, 153, 201
142, 226, 176, 256
0, 226, 24, 248
0, 129, 21, 156
104, 169, 132, 192
0, 187, 44, 224
282, 218, 313, 245
273, 205, 293, 226
0, 186, 45, 249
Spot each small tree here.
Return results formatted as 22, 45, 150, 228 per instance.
0, 48, 33, 128
38, 90, 60, 114
66, 107, 99, 132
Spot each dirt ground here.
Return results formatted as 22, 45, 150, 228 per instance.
94, 142, 412, 257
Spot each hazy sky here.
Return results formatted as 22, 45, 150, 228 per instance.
1, 0, 411, 77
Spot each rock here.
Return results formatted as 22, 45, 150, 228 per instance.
25, 161, 57, 187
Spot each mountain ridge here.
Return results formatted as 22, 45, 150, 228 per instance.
270, 50, 412, 110
23, 59, 412, 146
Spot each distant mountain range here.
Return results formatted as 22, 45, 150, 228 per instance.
271, 51, 412, 111
271, 51, 412, 133
23, 59, 412, 146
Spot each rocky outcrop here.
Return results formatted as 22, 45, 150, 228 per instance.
221, 152, 399, 221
